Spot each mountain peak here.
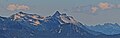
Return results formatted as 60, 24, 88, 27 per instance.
9, 11, 79, 25
52, 11, 61, 17
19, 11, 24, 14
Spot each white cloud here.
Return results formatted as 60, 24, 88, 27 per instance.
91, 7, 98, 13
7, 4, 17, 11
98, 2, 110, 10
117, 4, 120, 8
7, 4, 30, 11
17, 5, 29, 10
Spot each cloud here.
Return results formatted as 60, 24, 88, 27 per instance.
7, 4, 30, 11
117, 4, 120, 8
17, 5, 29, 10
7, 4, 18, 11
91, 7, 98, 13
98, 2, 110, 10
63, 2, 120, 14
109, 4, 116, 8
109, 4, 120, 8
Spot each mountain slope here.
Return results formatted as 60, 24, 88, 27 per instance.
0, 11, 120, 38
86, 23, 120, 35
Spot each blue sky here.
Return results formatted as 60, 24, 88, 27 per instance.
0, 0, 120, 25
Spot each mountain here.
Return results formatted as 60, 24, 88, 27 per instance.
86, 23, 120, 35
0, 11, 120, 38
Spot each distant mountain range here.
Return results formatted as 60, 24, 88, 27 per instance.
0, 11, 120, 38
86, 23, 120, 35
